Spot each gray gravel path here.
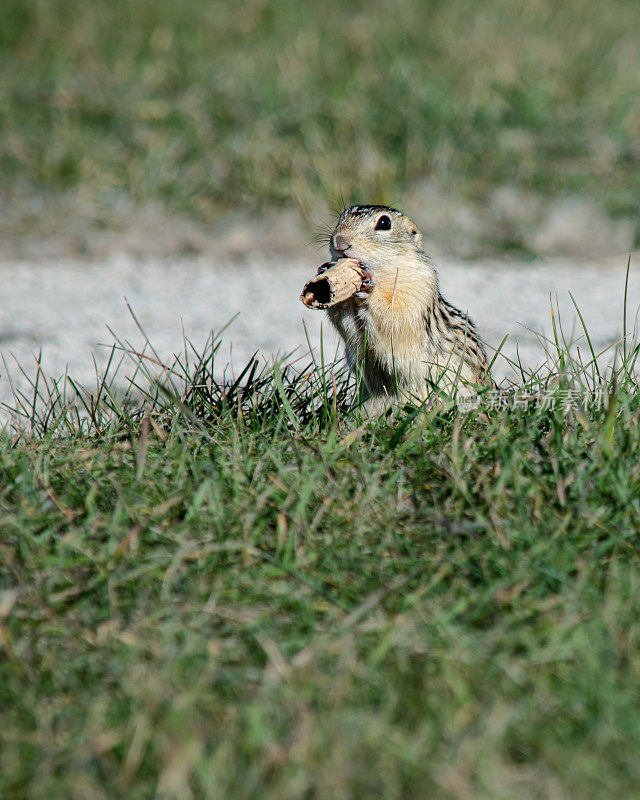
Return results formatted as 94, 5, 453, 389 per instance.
1, 251, 638, 422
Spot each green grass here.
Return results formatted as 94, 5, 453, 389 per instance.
1, 0, 640, 236
2, 307, 640, 799
3, 4, 640, 792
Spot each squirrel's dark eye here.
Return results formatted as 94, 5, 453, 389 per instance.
374, 215, 391, 231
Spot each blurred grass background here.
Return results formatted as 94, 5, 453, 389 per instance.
1, 0, 639, 238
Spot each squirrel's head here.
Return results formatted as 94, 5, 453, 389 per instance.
330, 205, 424, 269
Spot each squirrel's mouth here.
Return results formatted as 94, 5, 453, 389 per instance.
332, 250, 370, 271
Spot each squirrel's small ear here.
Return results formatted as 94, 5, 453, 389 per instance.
406, 218, 420, 237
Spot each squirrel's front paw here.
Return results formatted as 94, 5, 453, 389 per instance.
355, 266, 375, 298
316, 261, 333, 275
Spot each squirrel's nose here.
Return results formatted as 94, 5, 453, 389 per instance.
333, 234, 351, 253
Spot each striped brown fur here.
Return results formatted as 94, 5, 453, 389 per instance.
325, 205, 488, 414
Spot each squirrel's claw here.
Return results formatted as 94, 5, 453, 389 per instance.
355, 268, 374, 298
316, 261, 333, 275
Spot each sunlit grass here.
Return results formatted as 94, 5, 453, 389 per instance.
2, 288, 640, 798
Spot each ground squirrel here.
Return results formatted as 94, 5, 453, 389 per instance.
321, 205, 488, 414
